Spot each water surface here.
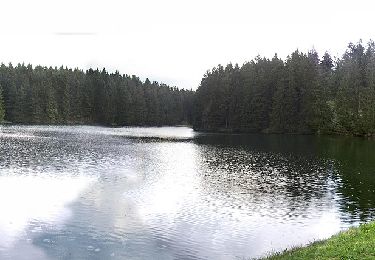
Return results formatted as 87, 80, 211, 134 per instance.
0, 126, 374, 259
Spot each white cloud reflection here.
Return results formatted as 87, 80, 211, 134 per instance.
0, 174, 96, 248
117, 141, 356, 259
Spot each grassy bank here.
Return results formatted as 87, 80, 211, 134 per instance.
265, 222, 375, 259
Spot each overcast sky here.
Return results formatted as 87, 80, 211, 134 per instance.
0, 0, 374, 89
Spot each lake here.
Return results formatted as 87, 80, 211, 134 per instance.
0, 126, 374, 259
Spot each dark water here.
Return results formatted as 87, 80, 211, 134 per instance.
0, 126, 374, 259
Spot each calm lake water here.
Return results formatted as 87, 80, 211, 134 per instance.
0, 126, 374, 259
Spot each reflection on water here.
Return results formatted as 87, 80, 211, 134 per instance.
0, 174, 95, 248
0, 126, 374, 259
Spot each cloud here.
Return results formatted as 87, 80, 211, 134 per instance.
54, 32, 97, 36
0, 0, 374, 89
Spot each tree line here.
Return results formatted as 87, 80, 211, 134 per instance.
0, 40, 374, 136
0, 64, 193, 126
193, 40, 375, 136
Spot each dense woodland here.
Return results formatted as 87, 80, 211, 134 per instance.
0, 40, 374, 136
193, 40, 375, 136
0, 65, 193, 126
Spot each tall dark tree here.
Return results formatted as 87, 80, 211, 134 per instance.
193, 39, 375, 137
0, 86, 5, 122
0, 63, 193, 126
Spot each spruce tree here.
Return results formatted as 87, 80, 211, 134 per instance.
0, 86, 5, 122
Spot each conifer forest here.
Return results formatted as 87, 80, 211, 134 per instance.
1, 40, 375, 136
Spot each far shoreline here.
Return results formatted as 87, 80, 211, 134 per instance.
2, 123, 375, 139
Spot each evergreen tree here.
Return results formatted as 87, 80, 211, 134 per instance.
1, 39, 375, 136
193, 39, 375, 136
0, 63, 192, 126
0, 86, 5, 122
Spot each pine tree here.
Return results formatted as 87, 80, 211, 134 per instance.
0, 86, 5, 122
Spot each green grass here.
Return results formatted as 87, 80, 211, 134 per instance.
264, 222, 375, 260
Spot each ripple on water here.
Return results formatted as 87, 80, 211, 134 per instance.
0, 126, 372, 260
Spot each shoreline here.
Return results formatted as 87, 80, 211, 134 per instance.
2, 123, 374, 139
193, 127, 375, 139
263, 221, 375, 259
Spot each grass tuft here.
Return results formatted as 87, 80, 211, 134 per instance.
263, 222, 375, 259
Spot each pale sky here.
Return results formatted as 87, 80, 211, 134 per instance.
0, 0, 374, 89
